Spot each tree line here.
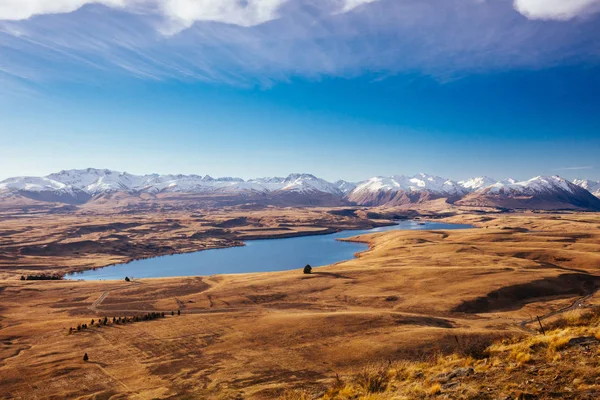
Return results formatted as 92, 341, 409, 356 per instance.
69, 310, 181, 334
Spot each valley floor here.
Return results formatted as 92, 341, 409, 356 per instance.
0, 206, 394, 279
0, 211, 599, 398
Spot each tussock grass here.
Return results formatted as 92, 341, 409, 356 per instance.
281, 306, 600, 399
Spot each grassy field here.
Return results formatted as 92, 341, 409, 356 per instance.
0, 211, 599, 398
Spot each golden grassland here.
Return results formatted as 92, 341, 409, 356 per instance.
0, 209, 599, 399
284, 307, 600, 400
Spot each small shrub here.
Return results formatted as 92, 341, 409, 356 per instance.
513, 351, 532, 365
83, 353, 89, 362
354, 365, 389, 393
548, 336, 570, 353
428, 383, 442, 395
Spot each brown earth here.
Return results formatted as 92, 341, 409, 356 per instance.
1, 210, 599, 398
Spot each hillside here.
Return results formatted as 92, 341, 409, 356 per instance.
284, 307, 600, 399
457, 176, 600, 211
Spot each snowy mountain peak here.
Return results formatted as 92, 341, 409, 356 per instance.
458, 176, 497, 191
334, 180, 357, 195
572, 178, 600, 198
351, 174, 465, 196
486, 175, 579, 195
284, 173, 319, 182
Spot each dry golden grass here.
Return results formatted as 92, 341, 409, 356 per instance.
0, 210, 599, 398
286, 307, 600, 399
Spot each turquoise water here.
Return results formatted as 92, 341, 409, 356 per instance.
65, 220, 472, 280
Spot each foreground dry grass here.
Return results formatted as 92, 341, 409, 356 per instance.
286, 307, 600, 399
0, 211, 599, 399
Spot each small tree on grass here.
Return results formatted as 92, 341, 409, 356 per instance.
125, 276, 130, 282
83, 353, 89, 362
91, 319, 94, 325
303, 264, 313, 274
177, 310, 181, 316
171, 311, 174, 316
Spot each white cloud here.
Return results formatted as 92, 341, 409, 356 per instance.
158, 0, 286, 30
0, 0, 128, 20
1, 0, 598, 89
0, 0, 379, 30
514, 0, 600, 20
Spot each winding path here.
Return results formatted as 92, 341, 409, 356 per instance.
518, 292, 595, 332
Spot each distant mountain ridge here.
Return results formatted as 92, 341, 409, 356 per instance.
572, 179, 600, 198
456, 176, 600, 211
1, 168, 599, 210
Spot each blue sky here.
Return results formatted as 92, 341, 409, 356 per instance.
0, 0, 599, 182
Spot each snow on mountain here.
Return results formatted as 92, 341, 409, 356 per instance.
334, 180, 357, 195
457, 176, 600, 211
2, 169, 599, 209
0, 169, 342, 200
573, 179, 600, 198
351, 174, 466, 196
279, 173, 342, 194
346, 173, 467, 206
458, 176, 497, 191
0, 176, 68, 193
486, 176, 576, 195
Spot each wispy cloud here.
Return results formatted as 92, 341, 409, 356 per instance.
0, 0, 599, 90
555, 166, 595, 171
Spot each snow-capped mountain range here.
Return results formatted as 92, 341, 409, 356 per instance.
0, 169, 344, 196
573, 179, 600, 198
456, 176, 600, 211
0, 169, 599, 210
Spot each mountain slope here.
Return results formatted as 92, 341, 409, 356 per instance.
457, 176, 600, 211
573, 179, 600, 198
346, 174, 466, 206
1, 169, 599, 210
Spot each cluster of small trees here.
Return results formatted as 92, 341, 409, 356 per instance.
20, 274, 62, 281
69, 311, 181, 334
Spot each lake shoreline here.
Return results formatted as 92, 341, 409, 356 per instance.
65, 220, 472, 281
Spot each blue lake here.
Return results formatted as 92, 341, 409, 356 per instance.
65, 220, 472, 280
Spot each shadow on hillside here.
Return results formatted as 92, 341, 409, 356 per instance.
453, 273, 600, 313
